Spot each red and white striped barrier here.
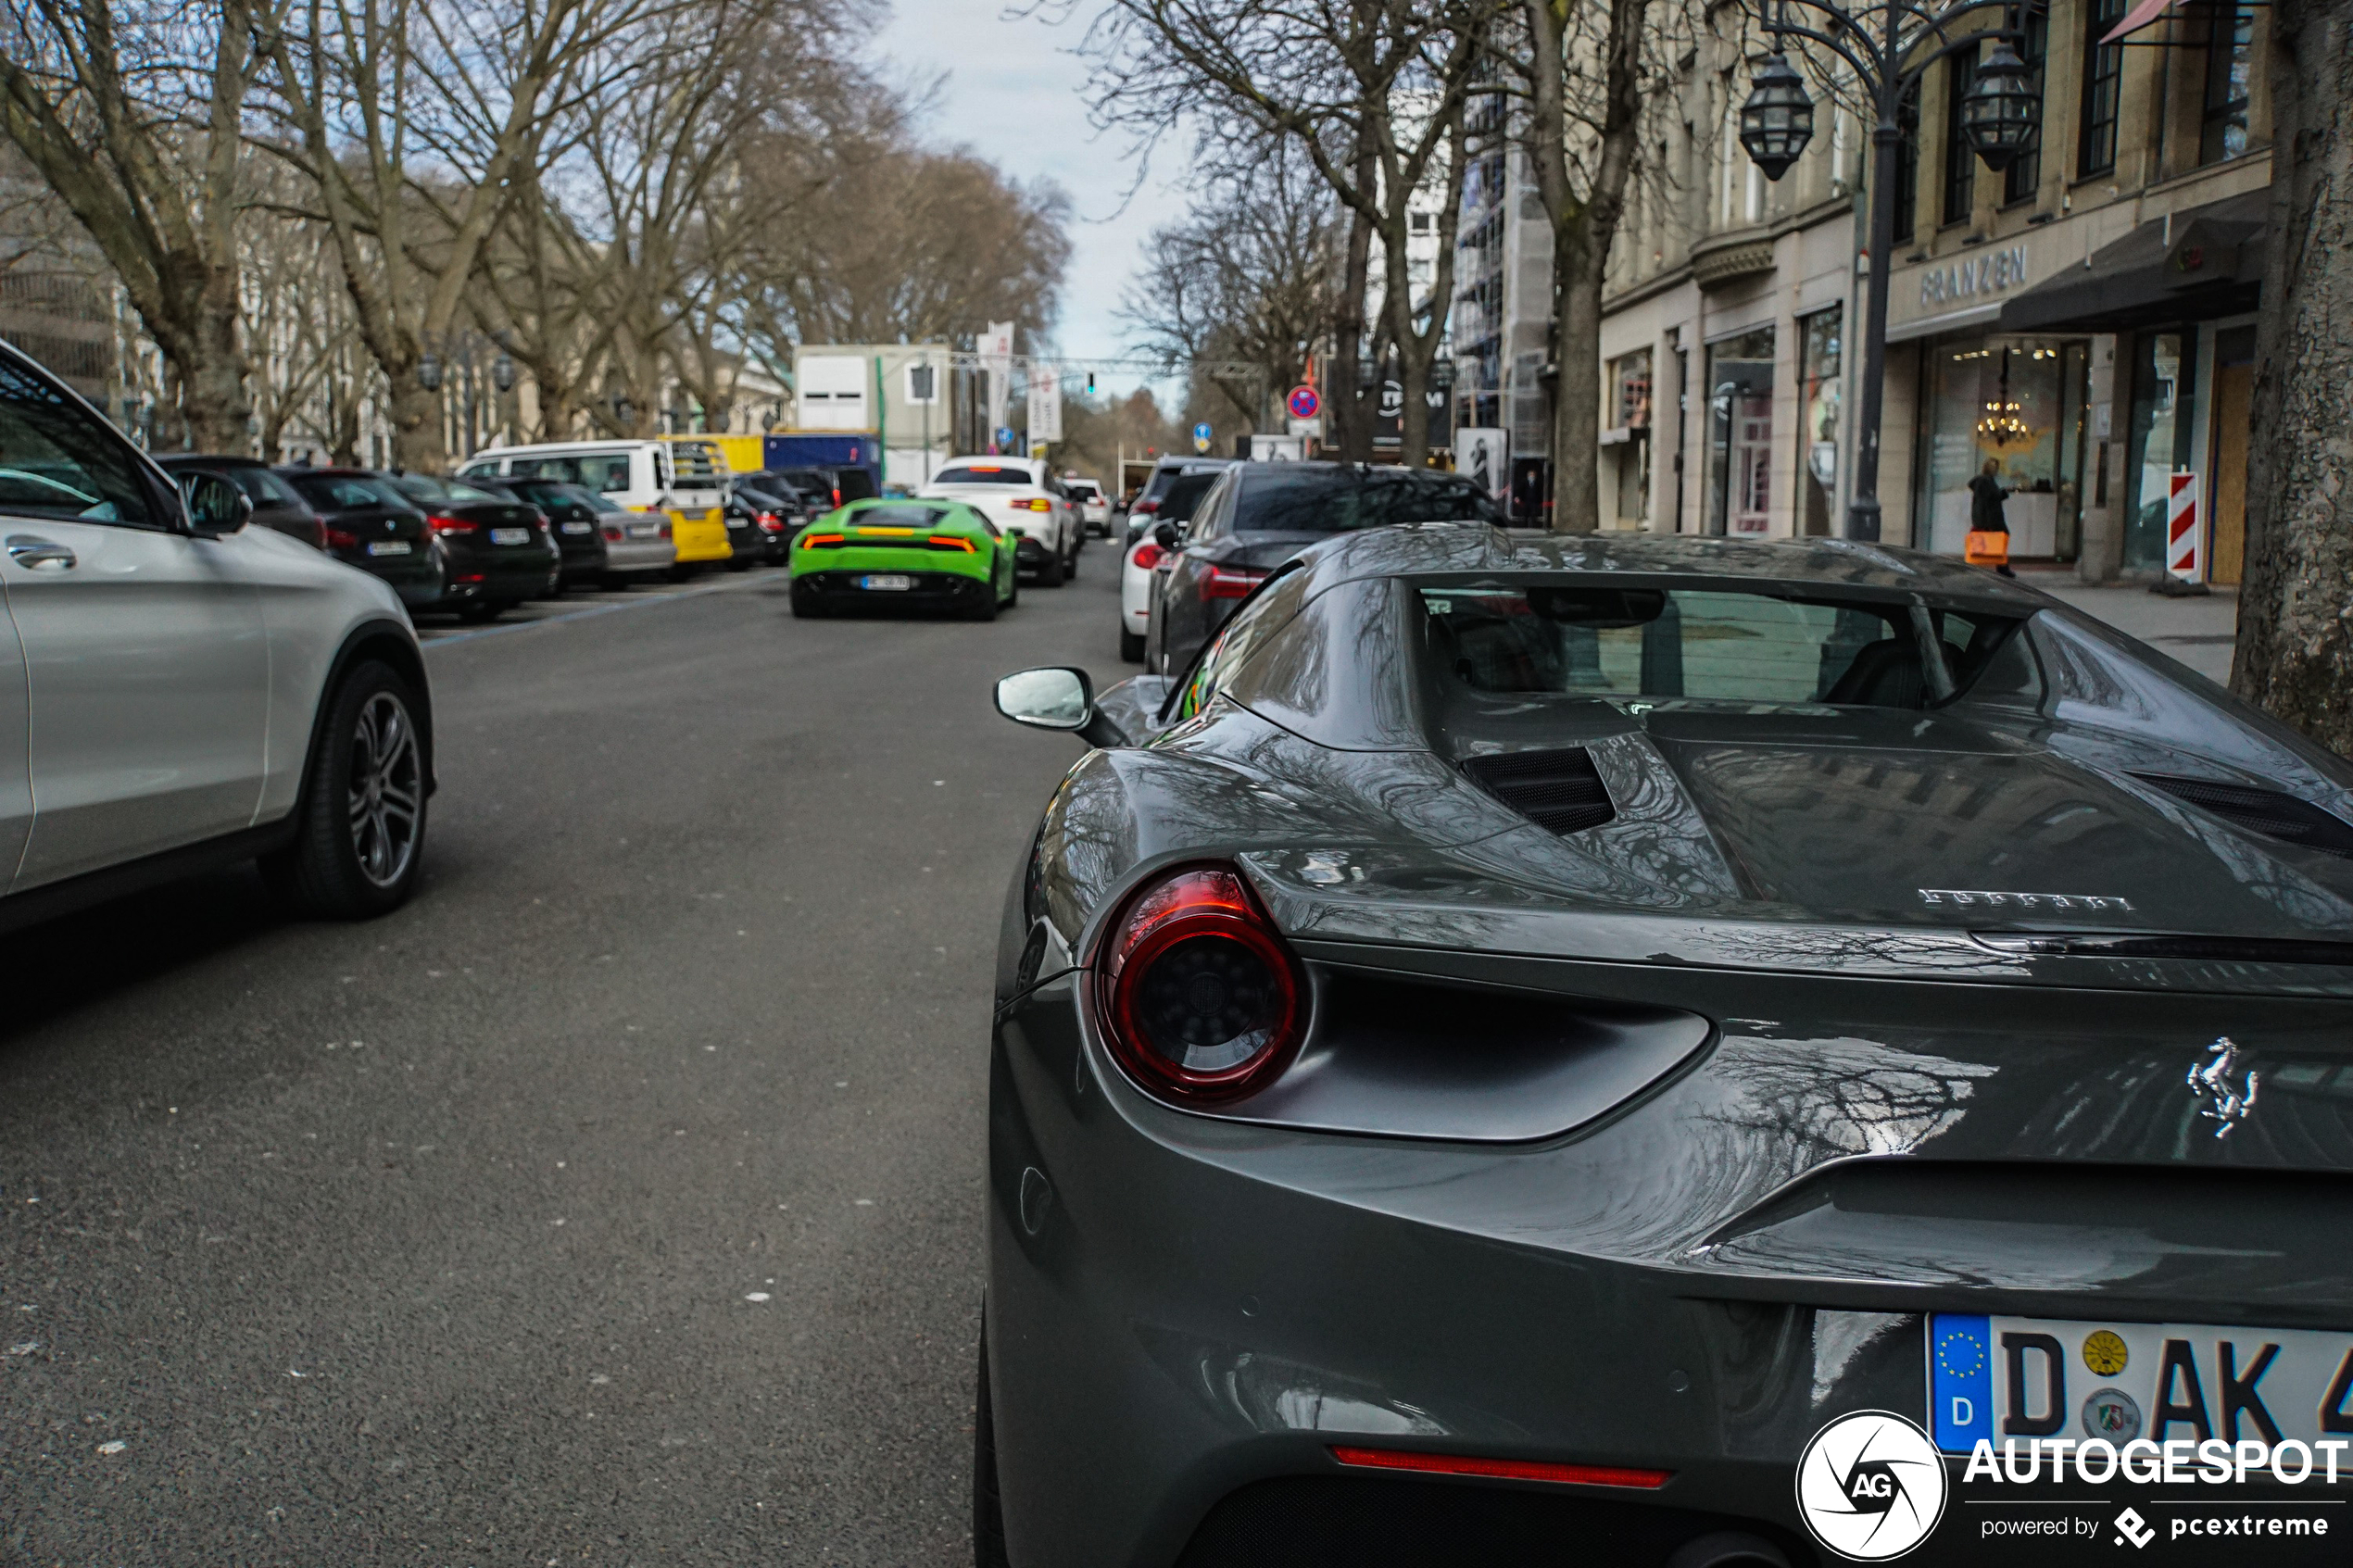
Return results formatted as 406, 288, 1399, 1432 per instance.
2167, 471, 2203, 582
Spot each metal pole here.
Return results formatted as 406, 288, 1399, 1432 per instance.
1847, 38, 1902, 543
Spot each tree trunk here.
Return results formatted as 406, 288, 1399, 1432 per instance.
1550, 222, 1605, 533
387, 373, 446, 471
1327, 139, 1378, 461
2233, 0, 2353, 756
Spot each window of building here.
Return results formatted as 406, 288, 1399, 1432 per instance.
1610, 349, 1655, 527
1914, 337, 2086, 559
2123, 330, 2196, 570
1894, 80, 1922, 245
2004, 2, 2048, 203
2078, 0, 2126, 175
905, 362, 937, 405
1705, 327, 1775, 536
1796, 308, 1843, 537
2201, 1, 2256, 164
1943, 43, 1982, 226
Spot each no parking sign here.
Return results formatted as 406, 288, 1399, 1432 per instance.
1286, 384, 1321, 421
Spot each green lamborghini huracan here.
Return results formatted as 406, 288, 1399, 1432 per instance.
788, 498, 1019, 621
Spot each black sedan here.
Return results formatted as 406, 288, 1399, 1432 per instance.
158, 455, 324, 546
984, 528, 2353, 1568
379, 470, 561, 621
721, 475, 800, 568
277, 467, 444, 612
468, 474, 611, 586
1143, 459, 1502, 676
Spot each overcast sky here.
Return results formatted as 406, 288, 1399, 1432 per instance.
872, 0, 1180, 400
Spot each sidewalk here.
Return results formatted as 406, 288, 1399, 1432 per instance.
2016, 568, 2239, 684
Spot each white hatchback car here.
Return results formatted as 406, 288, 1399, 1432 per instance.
0, 342, 434, 927
918, 458, 1083, 585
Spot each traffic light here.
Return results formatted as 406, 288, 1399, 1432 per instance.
1086, 370, 1096, 395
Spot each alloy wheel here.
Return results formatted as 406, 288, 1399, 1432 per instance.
346, 691, 422, 888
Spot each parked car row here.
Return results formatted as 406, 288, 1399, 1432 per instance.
1118, 457, 1506, 670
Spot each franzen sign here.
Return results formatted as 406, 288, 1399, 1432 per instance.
1918, 244, 2029, 308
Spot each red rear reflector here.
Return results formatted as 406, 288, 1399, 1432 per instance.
1328, 1447, 1671, 1489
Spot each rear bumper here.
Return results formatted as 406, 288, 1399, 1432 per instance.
793, 568, 992, 609
602, 535, 675, 572
673, 513, 731, 563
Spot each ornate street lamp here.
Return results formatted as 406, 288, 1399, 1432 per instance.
1738, 54, 1816, 182
1738, 0, 2043, 542
415, 351, 443, 393
492, 352, 517, 394
1959, 39, 2042, 172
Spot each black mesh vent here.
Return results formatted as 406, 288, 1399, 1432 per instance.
1463, 748, 1616, 836
2133, 773, 2353, 859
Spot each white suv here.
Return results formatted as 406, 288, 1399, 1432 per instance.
918, 458, 1083, 586
0, 341, 434, 926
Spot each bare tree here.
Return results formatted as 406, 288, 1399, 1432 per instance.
1507, 0, 1678, 533
0, 0, 281, 448
1120, 146, 1340, 425
2233, 0, 2353, 754
258, 0, 658, 467
1077, 0, 1501, 465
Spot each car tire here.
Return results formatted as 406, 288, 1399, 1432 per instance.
1035, 546, 1065, 588
1063, 535, 1079, 581
974, 1321, 1012, 1568
1120, 624, 1145, 663
789, 583, 824, 619
260, 660, 428, 920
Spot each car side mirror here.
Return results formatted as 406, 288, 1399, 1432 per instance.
181, 470, 252, 536
996, 666, 1092, 731
1151, 521, 1180, 551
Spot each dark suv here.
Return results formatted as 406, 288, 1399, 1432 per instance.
279, 468, 444, 611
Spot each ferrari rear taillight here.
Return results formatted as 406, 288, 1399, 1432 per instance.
1131, 542, 1165, 571
1201, 565, 1266, 601
1099, 864, 1303, 1101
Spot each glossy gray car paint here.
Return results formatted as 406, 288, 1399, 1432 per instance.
986, 529, 2353, 1567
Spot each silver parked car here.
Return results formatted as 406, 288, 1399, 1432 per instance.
0, 341, 434, 925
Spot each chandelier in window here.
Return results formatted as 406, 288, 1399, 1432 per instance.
1975, 349, 2031, 447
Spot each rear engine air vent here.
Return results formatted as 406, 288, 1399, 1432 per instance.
2133, 772, 2353, 859
1463, 747, 1617, 836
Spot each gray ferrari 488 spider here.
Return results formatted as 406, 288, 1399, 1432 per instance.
981, 525, 2353, 1568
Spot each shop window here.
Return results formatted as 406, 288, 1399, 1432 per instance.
2004, 2, 2047, 204
1705, 327, 1775, 537
1609, 350, 1654, 527
1913, 337, 2085, 558
1943, 44, 1981, 227
2079, 0, 2126, 175
1894, 81, 1921, 245
2123, 330, 2196, 571
1796, 309, 1843, 537
2201, 1, 2256, 164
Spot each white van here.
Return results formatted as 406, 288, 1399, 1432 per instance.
459, 439, 730, 568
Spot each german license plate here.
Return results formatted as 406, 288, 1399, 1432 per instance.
859, 574, 913, 592
489, 527, 530, 546
560, 521, 591, 534
366, 541, 410, 557
628, 522, 661, 538
1929, 1313, 2353, 1451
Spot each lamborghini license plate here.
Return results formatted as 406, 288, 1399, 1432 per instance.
859, 574, 913, 592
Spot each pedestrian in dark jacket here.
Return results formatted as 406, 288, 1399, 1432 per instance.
1968, 458, 2016, 577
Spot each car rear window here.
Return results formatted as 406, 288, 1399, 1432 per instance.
849, 503, 952, 528
1418, 584, 2027, 709
934, 465, 1031, 485
1237, 469, 1502, 533
220, 465, 306, 509
289, 473, 405, 512
387, 473, 501, 506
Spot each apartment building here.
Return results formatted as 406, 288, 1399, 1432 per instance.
1594, 0, 2269, 583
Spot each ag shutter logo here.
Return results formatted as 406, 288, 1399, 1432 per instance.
1796, 1410, 1949, 1561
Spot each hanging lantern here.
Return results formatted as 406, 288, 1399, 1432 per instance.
1738, 53, 1815, 182
415, 352, 443, 393
492, 353, 517, 394
1960, 38, 2041, 172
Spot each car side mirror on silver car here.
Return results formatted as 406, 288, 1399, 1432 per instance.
996, 667, 1092, 731
180, 470, 253, 537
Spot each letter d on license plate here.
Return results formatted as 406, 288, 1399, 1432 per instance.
1930, 1311, 2353, 1452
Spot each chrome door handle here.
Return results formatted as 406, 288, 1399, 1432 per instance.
6, 535, 75, 571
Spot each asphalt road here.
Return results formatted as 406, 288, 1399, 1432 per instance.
0, 547, 1132, 1565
